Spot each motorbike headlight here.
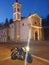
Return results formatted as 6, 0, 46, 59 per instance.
26, 46, 30, 52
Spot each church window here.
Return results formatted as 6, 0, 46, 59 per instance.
8, 36, 10, 40
14, 14, 16, 20
22, 23, 24, 26
1, 31, 3, 33
17, 8, 20, 12
17, 14, 20, 19
28, 23, 30, 28
14, 8, 16, 12
12, 25, 13, 28
4, 32, 5, 35
39, 22, 40, 26
35, 21, 37, 24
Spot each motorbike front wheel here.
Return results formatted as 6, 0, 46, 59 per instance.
27, 55, 32, 63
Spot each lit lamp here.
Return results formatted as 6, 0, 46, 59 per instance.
17, 35, 20, 38
26, 46, 30, 52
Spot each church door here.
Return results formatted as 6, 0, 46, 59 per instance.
35, 32, 38, 40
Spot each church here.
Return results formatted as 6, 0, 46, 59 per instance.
9, 0, 49, 42
0, 0, 49, 43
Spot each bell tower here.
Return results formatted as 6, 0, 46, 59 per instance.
13, 0, 21, 21
12, 0, 21, 42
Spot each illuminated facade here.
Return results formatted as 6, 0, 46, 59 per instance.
28, 14, 44, 40
13, 1, 44, 41
11, 0, 49, 42
12, 0, 44, 42
0, 25, 9, 42
12, 0, 21, 42
0, 0, 49, 42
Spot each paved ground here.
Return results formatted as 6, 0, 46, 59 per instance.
30, 41, 49, 60
0, 42, 49, 65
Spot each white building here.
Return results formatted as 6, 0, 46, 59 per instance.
10, 22, 15, 41
20, 18, 30, 42
12, 0, 43, 42
0, 0, 46, 43
0, 26, 8, 42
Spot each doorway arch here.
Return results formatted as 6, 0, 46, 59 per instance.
35, 31, 38, 40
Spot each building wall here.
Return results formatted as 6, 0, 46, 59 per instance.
14, 21, 20, 42
13, 1, 21, 42
20, 18, 30, 42
0, 30, 2, 42
0, 14, 49, 43
28, 14, 44, 40
0, 28, 8, 42
31, 27, 44, 40
10, 23, 15, 41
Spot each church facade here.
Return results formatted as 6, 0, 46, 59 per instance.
0, 0, 49, 43
11, 0, 45, 42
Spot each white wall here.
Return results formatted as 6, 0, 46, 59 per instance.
20, 18, 30, 42
10, 23, 14, 41
0, 28, 8, 42
0, 30, 2, 42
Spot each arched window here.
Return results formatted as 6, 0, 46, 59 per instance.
35, 21, 37, 24
35, 32, 38, 40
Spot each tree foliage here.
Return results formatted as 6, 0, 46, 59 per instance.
42, 14, 49, 27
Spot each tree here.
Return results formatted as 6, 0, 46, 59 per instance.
46, 14, 49, 27
5, 18, 9, 25
42, 18, 46, 27
9, 19, 13, 24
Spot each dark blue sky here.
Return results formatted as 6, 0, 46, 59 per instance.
0, 0, 49, 23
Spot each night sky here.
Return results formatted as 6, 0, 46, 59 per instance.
0, 0, 49, 23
